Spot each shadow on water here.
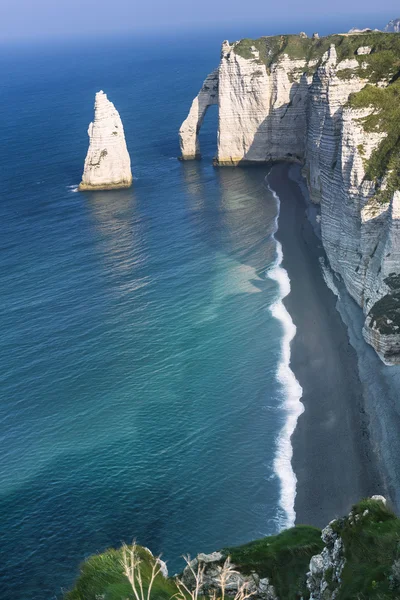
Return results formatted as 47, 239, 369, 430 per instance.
0, 439, 180, 599
84, 187, 144, 277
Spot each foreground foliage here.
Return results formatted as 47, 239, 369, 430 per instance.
64, 526, 323, 600
64, 545, 176, 600
224, 525, 323, 599
65, 500, 400, 599
332, 499, 400, 600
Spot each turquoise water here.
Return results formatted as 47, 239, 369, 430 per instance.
1, 35, 297, 599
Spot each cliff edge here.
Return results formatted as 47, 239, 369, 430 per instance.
179, 32, 400, 364
65, 497, 400, 599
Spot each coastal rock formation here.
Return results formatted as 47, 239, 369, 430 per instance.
179, 70, 218, 159
307, 496, 388, 600
179, 32, 400, 363
216, 41, 309, 165
181, 552, 277, 599
385, 18, 400, 33
307, 521, 345, 599
79, 91, 132, 190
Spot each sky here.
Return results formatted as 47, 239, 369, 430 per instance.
0, 0, 397, 43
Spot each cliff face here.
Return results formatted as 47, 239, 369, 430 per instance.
179, 33, 400, 364
79, 91, 132, 191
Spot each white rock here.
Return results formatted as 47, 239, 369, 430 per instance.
356, 46, 372, 55
384, 18, 400, 33
197, 551, 223, 563
371, 495, 387, 505
79, 91, 132, 191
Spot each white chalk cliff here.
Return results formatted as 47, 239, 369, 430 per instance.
79, 91, 132, 190
385, 18, 400, 33
179, 33, 400, 363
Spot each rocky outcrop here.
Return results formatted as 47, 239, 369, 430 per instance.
306, 496, 387, 600
79, 91, 132, 191
180, 552, 277, 599
307, 521, 345, 600
179, 33, 400, 363
385, 18, 400, 33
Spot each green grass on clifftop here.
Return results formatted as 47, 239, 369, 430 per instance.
234, 32, 400, 78
64, 545, 176, 600
65, 526, 323, 600
349, 79, 400, 203
224, 525, 323, 599
332, 499, 400, 599
63, 503, 400, 600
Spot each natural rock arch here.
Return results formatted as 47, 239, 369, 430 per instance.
179, 69, 219, 160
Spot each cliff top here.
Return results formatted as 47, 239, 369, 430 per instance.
233, 31, 400, 77
231, 31, 400, 206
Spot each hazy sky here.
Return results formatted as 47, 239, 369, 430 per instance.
0, 0, 397, 42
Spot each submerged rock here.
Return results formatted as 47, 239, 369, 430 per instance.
79, 91, 132, 191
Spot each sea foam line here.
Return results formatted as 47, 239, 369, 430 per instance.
267, 183, 304, 530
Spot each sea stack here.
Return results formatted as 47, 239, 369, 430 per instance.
79, 91, 132, 191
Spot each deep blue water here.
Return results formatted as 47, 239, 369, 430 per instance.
1, 34, 295, 599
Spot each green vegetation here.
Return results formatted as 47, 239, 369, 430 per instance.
331, 499, 400, 599
224, 525, 323, 599
234, 32, 400, 206
234, 32, 400, 79
65, 500, 400, 600
368, 291, 400, 334
385, 274, 400, 291
65, 527, 322, 600
64, 545, 176, 600
349, 80, 400, 204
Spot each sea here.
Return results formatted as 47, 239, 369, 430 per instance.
0, 31, 306, 599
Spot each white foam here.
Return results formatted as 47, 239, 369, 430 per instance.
267, 184, 304, 529
67, 185, 79, 193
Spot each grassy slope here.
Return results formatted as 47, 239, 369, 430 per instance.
224, 525, 323, 599
65, 526, 323, 600
64, 546, 177, 600
332, 499, 400, 599
65, 502, 400, 599
234, 32, 400, 76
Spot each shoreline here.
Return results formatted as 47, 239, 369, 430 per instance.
268, 162, 386, 528
267, 185, 304, 530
